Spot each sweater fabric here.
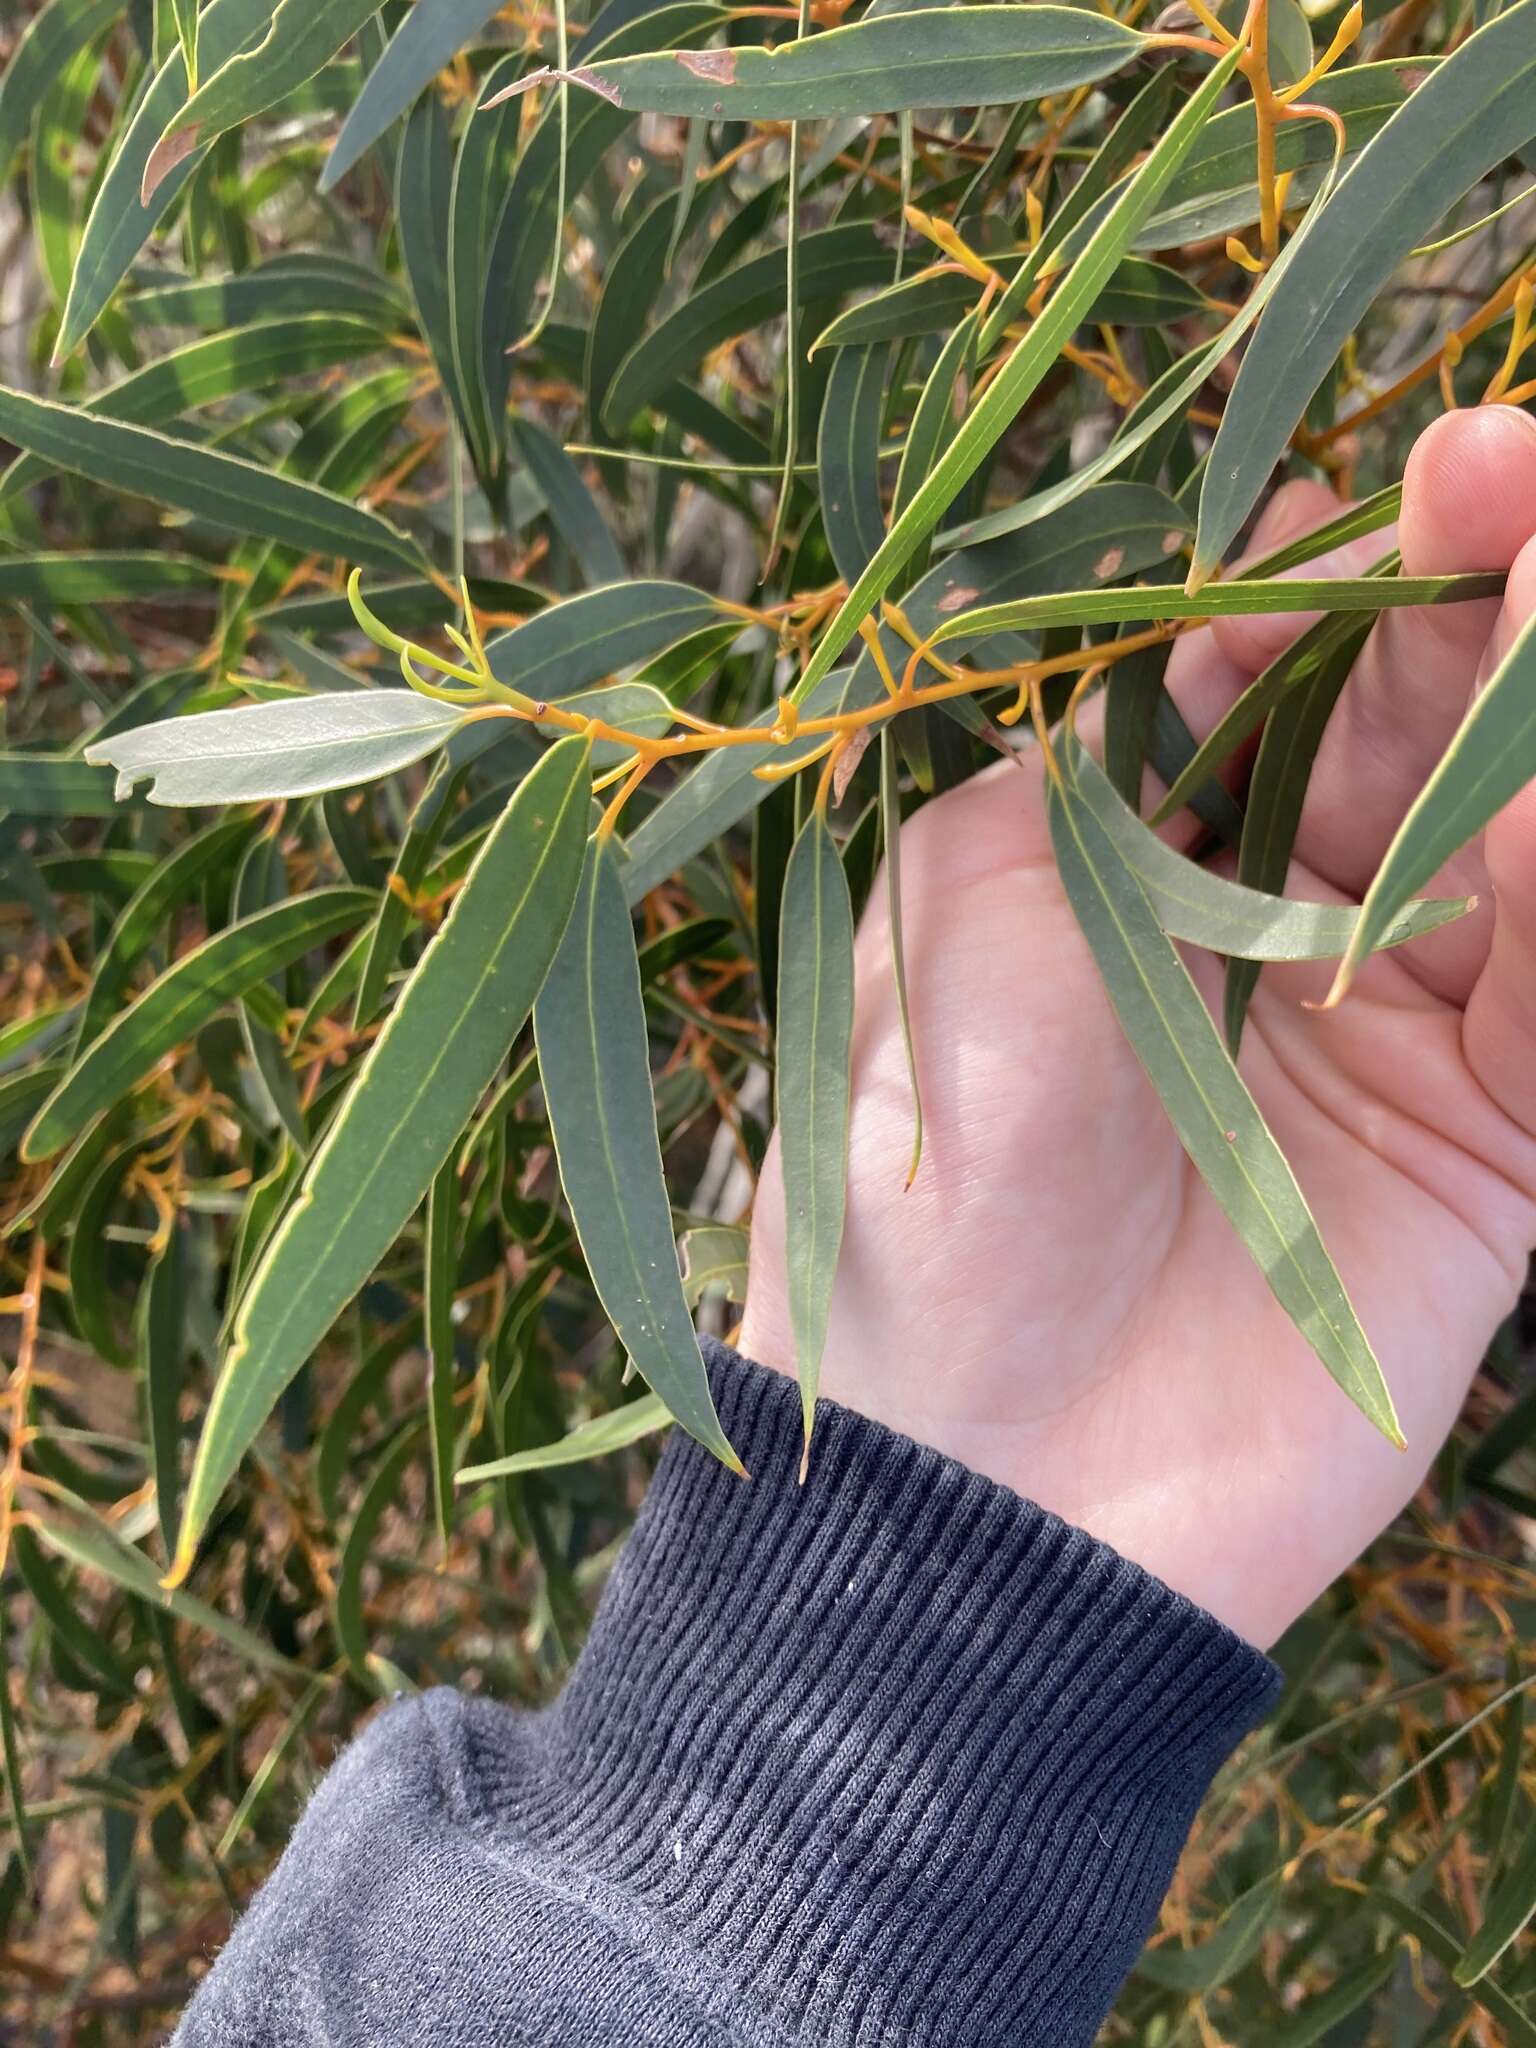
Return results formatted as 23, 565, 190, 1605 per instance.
173, 1340, 1280, 2047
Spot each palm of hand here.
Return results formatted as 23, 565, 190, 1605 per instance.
741, 407, 1536, 1647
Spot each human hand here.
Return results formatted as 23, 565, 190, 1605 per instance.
740, 406, 1536, 1649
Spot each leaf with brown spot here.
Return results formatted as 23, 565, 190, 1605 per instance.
676, 48, 736, 83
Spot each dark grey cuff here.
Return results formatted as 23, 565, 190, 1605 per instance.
174, 1339, 1280, 2048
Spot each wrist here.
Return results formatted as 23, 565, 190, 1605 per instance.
738, 1311, 1283, 1649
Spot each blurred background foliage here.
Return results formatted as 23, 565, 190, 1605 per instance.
0, 0, 1535, 2040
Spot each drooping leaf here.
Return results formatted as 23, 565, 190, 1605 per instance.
170, 736, 592, 1583
85, 693, 470, 806
457, 1392, 671, 1482
1071, 744, 1469, 963
125, 253, 405, 329
22, 889, 374, 1161
880, 730, 923, 1185
143, 0, 383, 202
1, 316, 383, 502
1327, 606, 1536, 1006
818, 343, 891, 586
534, 837, 741, 1469
59, 0, 282, 354
1266, 1951, 1399, 2048
1456, 1804, 1536, 1984
1194, 0, 1536, 579
479, 5, 723, 431
1048, 755, 1402, 1447
1136, 1881, 1280, 1991
32, 1511, 306, 1680
510, 417, 626, 586
1151, 607, 1383, 828
171, 0, 201, 92
322, 0, 505, 191
0, 386, 421, 568
775, 812, 856, 1457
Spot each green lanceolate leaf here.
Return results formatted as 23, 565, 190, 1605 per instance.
77, 814, 257, 1049
1267, 1951, 1399, 2048
1, 317, 384, 502
125, 254, 405, 330
1456, 1805, 1536, 1984
480, 4, 723, 407
559, 7, 1144, 118
534, 837, 740, 1469
1328, 607, 1536, 1006
323, 0, 505, 191
510, 417, 626, 586
0, 1605, 31, 1879
1136, 1881, 1280, 1991
0, 388, 421, 569
793, 37, 1247, 701
354, 756, 463, 1027
143, 0, 383, 201
22, 889, 373, 1161
1194, 0, 1536, 578
602, 223, 892, 428
484, 580, 726, 698
172, 0, 201, 91
1376, 1896, 1536, 2048
818, 343, 891, 585
0, 756, 121, 817
0, 555, 211, 604
394, 89, 469, 453
1066, 61, 1429, 258
928, 570, 1503, 647
1070, 745, 1469, 962
334, 1426, 420, 1687
170, 737, 592, 1583
1225, 621, 1365, 1051
86, 693, 470, 806
138, 1226, 187, 1561
1151, 608, 1379, 826
33, 1510, 306, 1680
457, 1391, 671, 1482
59, 0, 278, 354
775, 812, 855, 1459
424, 1153, 460, 1557
0, 0, 120, 190
448, 49, 527, 476
1047, 756, 1402, 1446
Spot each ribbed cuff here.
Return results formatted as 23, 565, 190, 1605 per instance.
501, 1340, 1282, 2047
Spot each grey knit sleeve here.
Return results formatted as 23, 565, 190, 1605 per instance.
172, 1340, 1280, 2048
